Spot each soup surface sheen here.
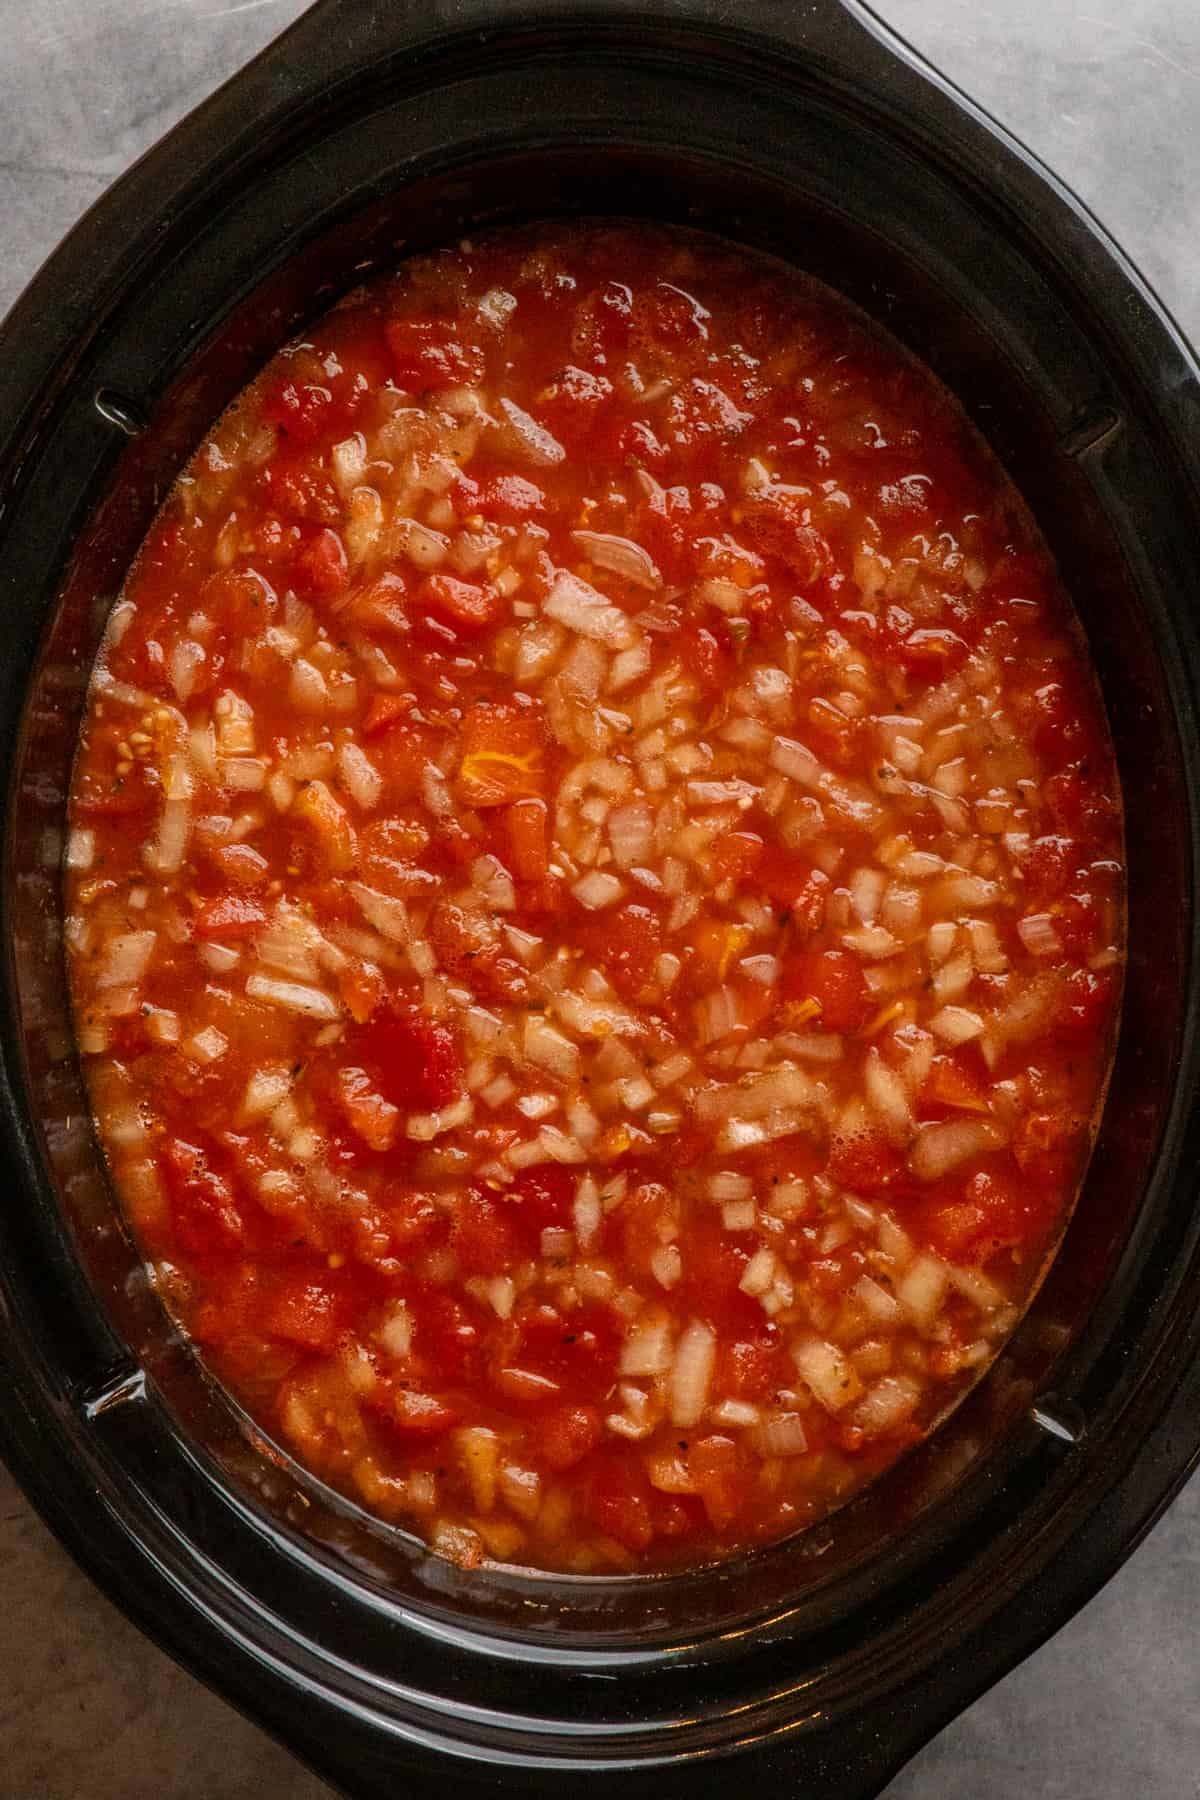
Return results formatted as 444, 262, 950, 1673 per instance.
66, 223, 1123, 1572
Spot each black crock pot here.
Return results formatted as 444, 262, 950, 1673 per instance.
1, 2, 1199, 1795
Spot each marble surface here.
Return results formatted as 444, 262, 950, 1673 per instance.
1, 0, 1198, 1793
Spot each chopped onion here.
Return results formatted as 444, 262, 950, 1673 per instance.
1018, 912, 1064, 958
523, 1015, 580, 1082
472, 853, 517, 912
288, 657, 329, 712
896, 1253, 950, 1328
337, 741, 382, 810
608, 641, 652, 692
350, 882, 410, 944
855, 1273, 901, 1324
571, 530, 661, 589
854, 1375, 920, 1436
669, 1320, 716, 1427
97, 930, 155, 990
929, 1005, 985, 1045
651, 1243, 683, 1289
793, 1337, 863, 1412
241, 1064, 293, 1122
245, 973, 340, 1020
910, 1116, 1004, 1180
749, 1412, 809, 1457
66, 829, 95, 871
544, 570, 638, 650
620, 1314, 674, 1378
607, 801, 655, 868
572, 869, 625, 910
496, 397, 565, 467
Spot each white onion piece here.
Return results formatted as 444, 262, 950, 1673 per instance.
571, 530, 661, 589
572, 869, 625, 910
929, 1005, 985, 1045
337, 742, 382, 811
1018, 912, 1064, 958
669, 1320, 716, 1428
854, 1375, 920, 1436
523, 1015, 580, 1082
910, 1117, 1004, 1181
544, 570, 638, 650
97, 931, 155, 990
793, 1337, 864, 1412
496, 397, 565, 466
896, 1254, 950, 1329
750, 1412, 809, 1457
349, 883, 411, 944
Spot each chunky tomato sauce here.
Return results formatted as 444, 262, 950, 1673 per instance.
66, 223, 1123, 1572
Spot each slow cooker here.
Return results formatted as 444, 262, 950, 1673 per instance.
1, 1, 1198, 1794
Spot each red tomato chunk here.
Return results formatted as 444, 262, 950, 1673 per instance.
67, 222, 1124, 1575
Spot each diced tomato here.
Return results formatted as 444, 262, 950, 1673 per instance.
1057, 966, 1115, 1042
420, 573, 503, 636
918, 1052, 989, 1118
384, 315, 484, 390
293, 526, 349, 599
708, 831, 764, 887
418, 1292, 486, 1384
161, 1138, 245, 1255
575, 903, 662, 1001
200, 567, 278, 633
263, 1278, 343, 1351
334, 1066, 400, 1152
1013, 1108, 1082, 1188
541, 1402, 603, 1470
498, 796, 549, 883
678, 622, 735, 692
716, 1327, 791, 1402
828, 1125, 901, 1192
72, 764, 155, 817
665, 379, 753, 465
740, 488, 831, 582
683, 1217, 753, 1310
915, 1160, 1056, 1262
454, 1189, 519, 1274
386, 1388, 462, 1437
1055, 892, 1102, 956
535, 365, 615, 451
363, 692, 416, 738
261, 455, 340, 525
587, 1452, 654, 1552
1022, 833, 1076, 901
1044, 763, 1116, 845
473, 473, 547, 520
210, 843, 270, 889
804, 697, 865, 768
260, 378, 334, 445
620, 1183, 679, 1285
757, 851, 829, 931
571, 282, 634, 365
193, 892, 268, 940
782, 948, 872, 1032
688, 1434, 751, 1532
358, 1001, 463, 1112
458, 701, 545, 806
636, 281, 710, 350
503, 1165, 575, 1248
427, 899, 527, 1002
512, 1301, 620, 1399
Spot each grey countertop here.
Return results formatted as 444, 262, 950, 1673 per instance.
2, 1, 1198, 1794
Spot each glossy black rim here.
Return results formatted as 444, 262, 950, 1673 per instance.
0, 4, 1198, 1797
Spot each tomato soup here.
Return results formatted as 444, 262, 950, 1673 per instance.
66, 223, 1123, 1572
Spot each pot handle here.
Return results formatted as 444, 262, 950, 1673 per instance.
252, 0, 942, 121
